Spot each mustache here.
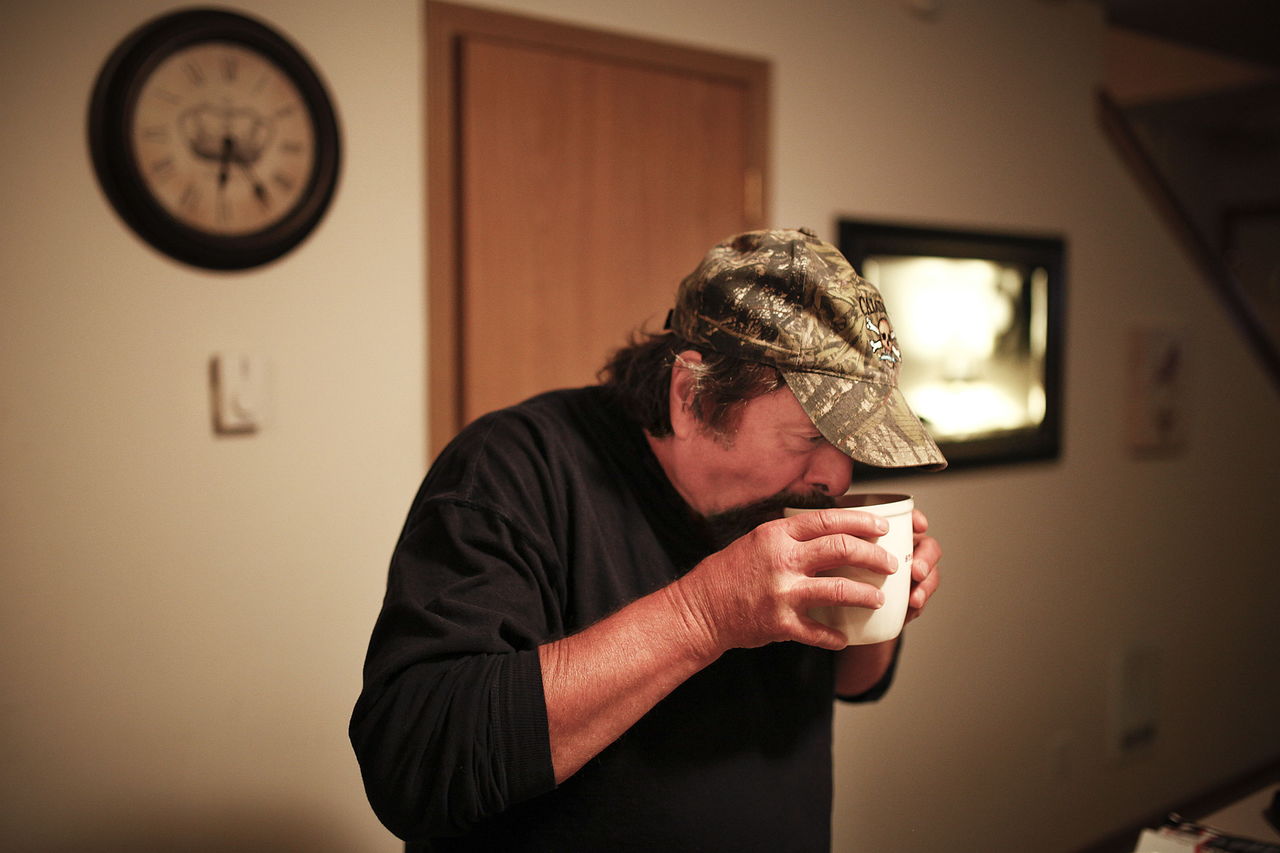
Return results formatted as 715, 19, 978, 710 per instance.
701, 489, 836, 549
776, 490, 839, 511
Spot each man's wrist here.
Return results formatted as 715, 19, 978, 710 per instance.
659, 577, 727, 663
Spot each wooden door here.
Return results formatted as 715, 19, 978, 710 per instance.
426, 2, 769, 455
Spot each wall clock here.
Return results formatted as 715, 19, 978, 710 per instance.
88, 8, 341, 270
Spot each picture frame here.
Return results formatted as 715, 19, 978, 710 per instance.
838, 219, 1066, 474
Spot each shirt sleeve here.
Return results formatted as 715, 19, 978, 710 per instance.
349, 499, 563, 841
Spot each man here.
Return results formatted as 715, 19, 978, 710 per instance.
351, 227, 947, 851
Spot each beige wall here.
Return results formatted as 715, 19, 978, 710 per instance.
2, 1, 425, 849
2, 1, 1276, 851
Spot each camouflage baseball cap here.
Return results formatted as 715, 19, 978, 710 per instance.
670, 227, 946, 470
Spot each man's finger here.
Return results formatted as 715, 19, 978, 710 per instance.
792, 614, 849, 651
801, 575, 885, 610
783, 508, 888, 541
800, 534, 897, 576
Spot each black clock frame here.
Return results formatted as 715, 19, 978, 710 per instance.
88, 8, 341, 270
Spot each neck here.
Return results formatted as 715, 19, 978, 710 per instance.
645, 431, 708, 518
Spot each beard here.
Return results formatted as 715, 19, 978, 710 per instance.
700, 488, 836, 550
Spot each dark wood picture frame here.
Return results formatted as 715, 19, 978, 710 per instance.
839, 219, 1067, 475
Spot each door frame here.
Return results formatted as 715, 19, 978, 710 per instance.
425, 1, 770, 456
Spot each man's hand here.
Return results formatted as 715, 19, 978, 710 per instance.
541, 506, 940, 783
668, 509, 898, 655
906, 508, 941, 625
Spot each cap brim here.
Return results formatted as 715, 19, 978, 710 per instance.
782, 371, 947, 471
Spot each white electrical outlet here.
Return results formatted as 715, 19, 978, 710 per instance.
1109, 645, 1161, 761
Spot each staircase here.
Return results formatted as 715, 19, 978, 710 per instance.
1099, 21, 1280, 393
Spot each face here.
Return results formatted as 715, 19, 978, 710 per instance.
659, 353, 854, 523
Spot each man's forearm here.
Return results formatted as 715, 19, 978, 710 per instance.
538, 581, 723, 784
834, 638, 897, 697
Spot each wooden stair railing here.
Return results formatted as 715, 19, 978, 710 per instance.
1097, 90, 1280, 394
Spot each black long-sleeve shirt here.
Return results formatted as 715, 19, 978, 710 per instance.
350, 387, 894, 851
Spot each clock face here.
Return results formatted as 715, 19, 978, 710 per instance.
130, 42, 318, 236
89, 10, 340, 270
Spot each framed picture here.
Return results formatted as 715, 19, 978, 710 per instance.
838, 219, 1066, 474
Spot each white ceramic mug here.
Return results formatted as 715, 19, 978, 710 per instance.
784, 493, 914, 646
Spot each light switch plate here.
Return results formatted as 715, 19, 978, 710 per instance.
211, 352, 266, 434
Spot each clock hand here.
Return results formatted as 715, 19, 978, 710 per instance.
236, 159, 271, 209
217, 135, 233, 189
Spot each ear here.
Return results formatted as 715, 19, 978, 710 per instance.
668, 350, 702, 439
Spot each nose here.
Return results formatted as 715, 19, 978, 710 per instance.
804, 441, 854, 496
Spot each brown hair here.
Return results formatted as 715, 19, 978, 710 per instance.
598, 331, 785, 438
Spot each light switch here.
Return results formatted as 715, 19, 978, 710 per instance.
211, 352, 266, 434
